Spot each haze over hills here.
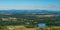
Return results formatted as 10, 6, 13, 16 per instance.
0, 10, 60, 15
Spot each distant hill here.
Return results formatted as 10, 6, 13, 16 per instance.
0, 10, 60, 15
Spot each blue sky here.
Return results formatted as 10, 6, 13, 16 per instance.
0, 0, 60, 10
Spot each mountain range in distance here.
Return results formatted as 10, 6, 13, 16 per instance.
0, 9, 60, 15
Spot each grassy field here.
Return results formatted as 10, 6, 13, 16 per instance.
6, 25, 37, 30
0, 25, 60, 30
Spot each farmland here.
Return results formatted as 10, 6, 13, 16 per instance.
0, 10, 60, 30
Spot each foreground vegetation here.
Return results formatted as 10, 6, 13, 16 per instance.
0, 25, 60, 30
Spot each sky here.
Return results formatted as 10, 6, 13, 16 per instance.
0, 0, 60, 10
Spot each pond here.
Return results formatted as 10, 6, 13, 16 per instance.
38, 23, 46, 28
